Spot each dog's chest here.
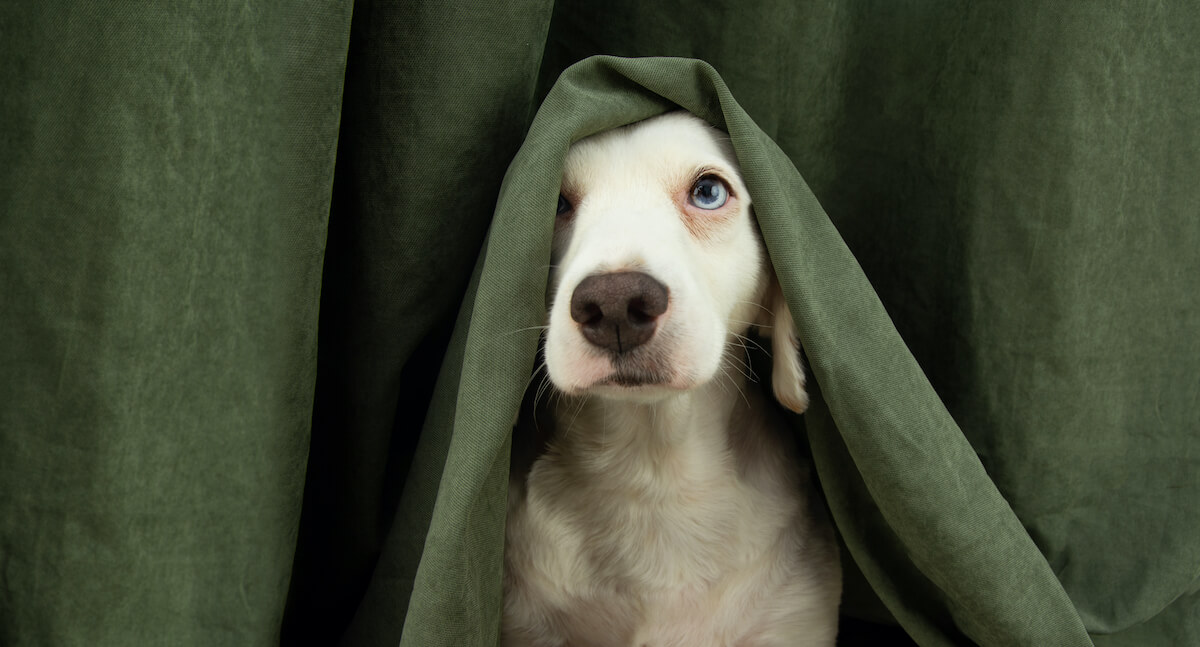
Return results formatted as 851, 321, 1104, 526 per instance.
557, 456, 767, 586
504, 412, 802, 645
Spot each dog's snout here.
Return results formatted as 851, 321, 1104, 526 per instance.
570, 272, 668, 355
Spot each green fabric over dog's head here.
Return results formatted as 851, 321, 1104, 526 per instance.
400, 56, 1094, 647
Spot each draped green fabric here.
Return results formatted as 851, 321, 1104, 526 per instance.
2, 3, 1197, 647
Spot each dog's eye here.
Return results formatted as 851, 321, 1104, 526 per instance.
557, 194, 572, 216
689, 176, 729, 210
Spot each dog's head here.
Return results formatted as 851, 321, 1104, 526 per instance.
544, 112, 808, 413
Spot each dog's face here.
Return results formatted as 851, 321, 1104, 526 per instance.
544, 112, 807, 411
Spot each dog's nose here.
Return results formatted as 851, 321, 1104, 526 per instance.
570, 271, 669, 355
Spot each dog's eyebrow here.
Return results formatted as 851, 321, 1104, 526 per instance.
691, 165, 739, 196
559, 178, 582, 203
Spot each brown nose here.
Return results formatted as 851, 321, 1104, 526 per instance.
570, 271, 669, 355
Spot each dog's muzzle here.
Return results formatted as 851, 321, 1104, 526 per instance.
569, 271, 669, 355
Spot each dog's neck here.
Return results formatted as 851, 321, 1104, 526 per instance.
550, 366, 760, 488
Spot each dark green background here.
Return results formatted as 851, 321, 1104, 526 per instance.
1, 2, 1196, 646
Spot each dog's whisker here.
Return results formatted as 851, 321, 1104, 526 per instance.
718, 364, 752, 409
718, 359, 752, 398
721, 346, 760, 384
564, 396, 587, 445
729, 341, 767, 364
602, 404, 611, 454
723, 352, 750, 377
499, 325, 551, 339
534, 371, 554, 411
732, 333, 770, 355
735, 300, 774, 316
727, 338, 766, 382
729, 333, 758, 355
733, 338, 762, 382
712, 367, 732, 395
532, 378, 550, 438
519, 359, 549, 398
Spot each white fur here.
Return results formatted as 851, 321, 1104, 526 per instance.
504, 112, 841, 647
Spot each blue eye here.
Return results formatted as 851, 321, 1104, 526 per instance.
557, 194, 572, 216
689, 176, 729, 210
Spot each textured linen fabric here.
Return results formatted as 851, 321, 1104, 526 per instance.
0, 2, 354, 645
1, 2, 1197, 647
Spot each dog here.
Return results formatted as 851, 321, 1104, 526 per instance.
503, 111, 842, 647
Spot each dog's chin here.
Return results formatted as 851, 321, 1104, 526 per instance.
549, 361, 718, 402
561, 378, 688, 404
592, 369, 687, 398
550, 370, 679, 397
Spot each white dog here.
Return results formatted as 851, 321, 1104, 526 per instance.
503, 112, 842, 647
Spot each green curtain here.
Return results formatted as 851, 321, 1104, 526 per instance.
2, 3, 1196, 647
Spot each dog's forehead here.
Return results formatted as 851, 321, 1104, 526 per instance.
563, 114, 739, 185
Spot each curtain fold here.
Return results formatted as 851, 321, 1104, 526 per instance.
280, 1, 554, 643
1, 2, 1197, 646
0, 2, 353, 645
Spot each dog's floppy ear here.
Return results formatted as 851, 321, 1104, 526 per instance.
756, 271, 809, 414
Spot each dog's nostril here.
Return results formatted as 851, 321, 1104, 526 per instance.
627, 297, 654, 325
569, 271, 669, 355
579, 303, 603, 326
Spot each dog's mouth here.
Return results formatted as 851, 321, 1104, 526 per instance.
589, 350, 674, 389
597, 370, 667, 388
551, 362, 683, 397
